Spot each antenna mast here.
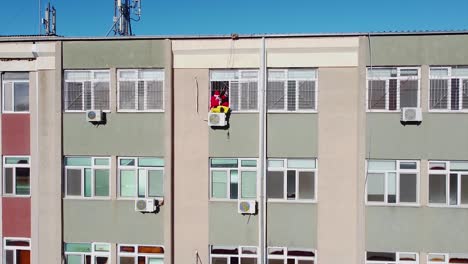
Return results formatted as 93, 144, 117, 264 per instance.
42, 1, 57, 36
110, 0, 142, 36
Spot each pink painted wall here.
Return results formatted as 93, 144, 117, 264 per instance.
2, 197, 31, 237
2, 114, 30, 155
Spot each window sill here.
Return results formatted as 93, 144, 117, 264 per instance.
366, 203, 421, 208
117, 110, 165, 113
427, 110, 468, 114
63, 197, 111, 201
2, 195, 31, 198
63, 110, 111, 113
267, 199, 317, 204
267, 111, 317, 114
366, 110, 404, 113
426, 204, 468, 209
1, 111, 30, 114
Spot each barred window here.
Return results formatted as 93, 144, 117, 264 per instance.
267, 69, 317, 111
118, 69, 164, 111
210, 70, 258, 111
430, 66, 468, 111
64, 70, 110, 111
367, 67, 420, 111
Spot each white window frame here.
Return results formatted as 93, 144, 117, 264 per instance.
3, 237, 31, 264
267, 68, 318, 113
209, 69, 259, 113
209, 158, 258, 201
117, 157, 165, 199
429, 66, 468, 112
366, 252, 418, 264
64, 156, 111, 199
3, 156, 31, 197
209, 245, 258, 264
267, 247, 316, 264
64, 242, 111, 264
365, 160, 420, 206
117, 69, 165, 112
2, 77, 29, 114
118, 244, 164, 264
267, 158, 318, 203
366, 67, 421, 112
63, 70, 111, 112
428, 160, 468, 207
428, 253, 468, 264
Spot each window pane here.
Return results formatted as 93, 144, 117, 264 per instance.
94, 158, 109, 166
268, 160, 284, 168
462, 175, 468, 204
429, 174, 447, 204
14, 82, 29, 112
67, 169, 82, 196
400, 173, 417, 203
120, 158, 135, 166
230, 170, 239, 199
120, 257, 135, 264
67, 255, 82, 264
430, 79, 448, 109
211, 159, 238, 168
120, 170, 136, 197
138, 169, 146, 197
16, 167, 30, 195
5, 167, 14, 194
241, 258, 257, 264
4, 82, 13, 111
367, 252, 396, 261
463, 80, 468, 109
287, 170, 296, 200
94, 82, 110, 110
297, 261, 314, 264
400, 79, 418, 108
5, 157, 29, 164
450, 173, 458, 205
138, 81, 144, 110
267, 171, 284, 199
298, 81, 315, 110
148, 258, 164, 264
65, 243, 92, 252
287, 159, 316, 169
368, 160, 396, 170
400, 162, 417, 170
267, 81, 285, 110
268, 259, 283, 264
212, 257, 228, 264
241, 160, 257, 167
230, 81, 239, 111
119, 81, 136, 110
451, 161, 468, 171
387, 172, 396, 203
17, 250, 30, 264
368, 80, 386, 109
65, 82, 83, 110
451, 79, 460, 110
65, 157, 92, 166
84, 168, 92, 197
430, 162, 447, 170
241, 171, 257, 198
96, 257, 109, 264
139, 157, 164, 167
388, 79, 397, 110
287, 80, 296, 111
367, 173, 385, 202
147, 80, 164, 110
428, 254, 446, 262
95, 169, 110, 197
148, 169, 164, 197
298, 171, 315, 200
212, 171, 228, 198
6, 250, 14, 264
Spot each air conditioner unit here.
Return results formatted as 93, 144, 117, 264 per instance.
86, 110, 103, 122
401, 107, 422, 122
238, 200, 257, 214
208, 112, 227, 127
135, 198, 156, 213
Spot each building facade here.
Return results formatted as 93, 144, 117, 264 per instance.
0, 32, 467, 264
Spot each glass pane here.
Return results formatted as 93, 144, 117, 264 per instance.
298, 81, 315, 110
84, 168, 92, 197
4, 82, 13, 111
289, 69, 316, 79
120, 246, 135, 252
5, 167, 14, 194
268, 160, 284, 168
450, 173, 458, 205
399, 253, 417, 261
241, 258, 257, 264
387, 172, 396, 203
138, 246, 164, 253
368, 160, 396, 170
94, 243, 110, 252
299, 171, 315, 200
17, 250, 31, 264
96, 256, 109, 264
287, 170, 296, 200
267, 81, 286, 110
367, 173, 385, 202
428, 254, 446, 262
268, 259, 284, 264
148, 170, 164, 197
139, 157, 164, 167
462, 175, 468, 205
148, 258, 164, 264
267, 171, 284, 199
400, 162, 417, 170
147, 80, 164, 110
451, 161, 468, 171
367, 252, 396, 261
95, 169, 110, 197
15, 167, 30, 195
368, 80, 386, 109
241, 171, 257, 198
212, 257, 228, 264
5, 157, 29, 164
120, 70, 137, 79
430, 79, 449, 109
14, 82, 29, 112
66, 255, 82, 264
230, 170, 239, 199
241, 160, 257, 167
400, 173, 417, 203
211, 158, 238, 168
93, 82, 110, 110
138, 169, 146, 197
65, 243, 92, 252
429, 162, 447, 170
6, 250, 14, 264
6, 239, 29, 246
242, 247, 257, 255
287, 159, 316, 169
120, 256, 135, 264
429, 174, 447, 204
94, 158, 109, 166
139, 69, 164, 80
67, 169, 82, 196
400, 79, 418, 108
119, 81, 136, 110
212, 171, 228, 198
287, 80, 296, 111
120, 158, 135, 166
297, 261, 314, 264
66, 157, 92, 166
120, 170, 136, 197
65, 82, 83, 110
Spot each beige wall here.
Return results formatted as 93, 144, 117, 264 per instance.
173, 69, 210, 264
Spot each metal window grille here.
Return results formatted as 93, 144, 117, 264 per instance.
367, 67, 420, 111
210, 70, 259, 111
64, 70, 110, 111
118, 69, 164, 111
430, 66, 468, 111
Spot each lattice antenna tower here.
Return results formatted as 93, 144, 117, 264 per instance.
111, 0, 142, 36
42, 1, 57, 35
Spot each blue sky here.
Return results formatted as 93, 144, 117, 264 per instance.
2, 0, 468, 36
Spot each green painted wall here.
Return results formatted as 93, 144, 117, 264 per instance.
367, 207, 468, 252
63, 40, 167, 69
63, 113, 165, 156
209, 114, 259, 157
267, 114, 318, 158
63, 200, 164, 244
209, 202, 258, 245
367, 113, 468, 159
367, 35, 468, 66
267, 203, 316, 248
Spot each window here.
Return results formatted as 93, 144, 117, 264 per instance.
64, 242, 110, 264
210, 246, 258, 264
267, 247, 315, 264
4, 238, 30, 264
428, 253, 468, 264
367, 67, 420, 111
2, 72, 29, 113
429, 161, 468, 206
118, 157, 164, 198
64, 157, 110, 198
366, 160, 419, 205
210, 158, 257, 200
267, 159, 317, 201
267, 69, 317, 111
64, 70, 110, 111
3, 156, 30, 196
429, 67, 468, 111
118, 69, 164, 111
118, 244, 164, 264
210, 70, 258, 111
366, 252, 418, 264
